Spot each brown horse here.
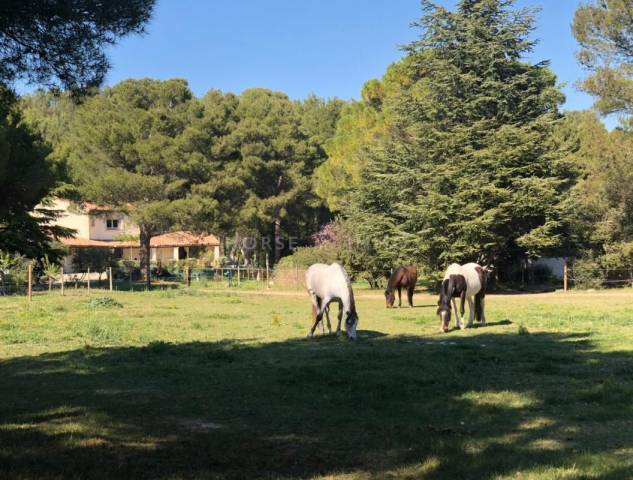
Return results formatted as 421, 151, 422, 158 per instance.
385, 266, 418, 308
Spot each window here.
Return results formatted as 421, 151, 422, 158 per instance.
106, 219, 120, 230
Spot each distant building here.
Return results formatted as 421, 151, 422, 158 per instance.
533, 257, 566, 280
49, 199, 220, 272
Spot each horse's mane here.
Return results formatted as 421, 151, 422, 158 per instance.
438, 278, 452, 310
386, 267, 403, 292
336, 263, 356, 313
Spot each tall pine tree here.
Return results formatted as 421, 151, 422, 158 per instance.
347, 0, 575, 276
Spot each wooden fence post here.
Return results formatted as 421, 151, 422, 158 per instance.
27, 263, 32, 302
563, 262, 568, 292
60, 267, 64, 296
108, 267, 113, 291
185, 266, 191, 287
87, 267, 91, 295
295, 265, 299, 291
266, 254, 270, 289
237, 265, 241, 286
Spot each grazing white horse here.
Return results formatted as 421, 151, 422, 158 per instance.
305, 263, 359, 339
437, 262, 487, 332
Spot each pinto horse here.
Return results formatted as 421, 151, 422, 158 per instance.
437, 262, 487, 332
305, 263, 359, 339
385, 266, 418, 308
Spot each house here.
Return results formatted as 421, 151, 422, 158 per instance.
50, 199, 221, 272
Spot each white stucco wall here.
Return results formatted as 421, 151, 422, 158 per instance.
152, 247, 178, 263
121, 247, 140, 262
89, 212, 140, 241
50, 198, 90, 238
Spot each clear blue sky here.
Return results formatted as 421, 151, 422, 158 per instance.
101, 1, 591, 113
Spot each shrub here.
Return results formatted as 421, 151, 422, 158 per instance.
116, 260, 141, 280
88, 296, 123, 308
0, 251, 30, 294
572, 257, 605, 290
277, 245, 339, 269
278, 219, 390, 289
532, 264, 553, 284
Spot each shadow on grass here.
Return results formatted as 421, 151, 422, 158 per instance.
1, 331, 633, 479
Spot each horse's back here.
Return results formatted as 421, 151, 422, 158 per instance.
461, 262, 484, 296
305, 263, 329, 292
305, 262, 349, 298
398, 265, 417, 286
443, 263, 462, 280
406, 265, 418, 285
389, 266, 407, 287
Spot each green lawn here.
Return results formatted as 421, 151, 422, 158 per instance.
1, 287, 633, 479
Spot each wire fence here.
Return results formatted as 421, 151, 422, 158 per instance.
0, 265, 296, 297
0, 264, 379, 298
3, 263, 633, 299
567, 267, 633, 289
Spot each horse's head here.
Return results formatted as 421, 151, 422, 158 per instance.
437, 301, 451, 333
345, 310, 359, 340
384, 289, 395, 308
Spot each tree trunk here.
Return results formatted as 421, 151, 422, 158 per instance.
219, 236, 226, 261
139, 225, 152, 289
274, 217, 282, 264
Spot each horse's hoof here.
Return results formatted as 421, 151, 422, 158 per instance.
307, 332, 313, 338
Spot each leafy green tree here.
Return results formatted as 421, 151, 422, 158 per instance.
314, 59, 413, 211
563, 112, 633, 270
185, 89, 243, 254
0, 1, 155, 264
573, 0, 633, 122
67, 79, 214, 287
0, 0, 155, 93
286, 96, 344, 246
0, 88, 71, 259
215, 89, 329, 262
71, 248, 117, 281
191, 91, 343, 264
347, 0, 575, 275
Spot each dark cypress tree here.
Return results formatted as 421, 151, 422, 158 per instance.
347, 0, 575, 275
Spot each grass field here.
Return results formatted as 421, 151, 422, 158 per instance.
1, 287, 633, 479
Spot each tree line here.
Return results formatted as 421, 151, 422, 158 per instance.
2, 0, 633, 288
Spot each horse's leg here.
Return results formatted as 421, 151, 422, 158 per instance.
397, 287, 402, 307
320, 306, 326, 335
336, 300, 343, 336
308, 295, 323, 338
467, 297, 475, 327
308, 309, 325, 338
452, 298, 462, 329
325, 305, 332, 335
407, 286, 414, 307
475, 295, 486, 325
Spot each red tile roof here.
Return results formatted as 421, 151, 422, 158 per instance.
59, 237, 114, 248
60, 231, 220, 249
